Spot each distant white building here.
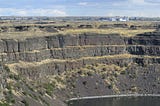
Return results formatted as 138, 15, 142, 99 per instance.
119, 17, 129, 22
119, 18, 127, 21
111, 18, 117, 21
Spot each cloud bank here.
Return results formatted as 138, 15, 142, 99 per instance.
0, 8, 67, 16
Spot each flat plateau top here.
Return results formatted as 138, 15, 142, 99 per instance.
0, 21, 158, 40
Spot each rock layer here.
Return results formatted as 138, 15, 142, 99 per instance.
1, 32, 160, 63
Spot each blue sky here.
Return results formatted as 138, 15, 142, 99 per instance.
0, 0, 160, 16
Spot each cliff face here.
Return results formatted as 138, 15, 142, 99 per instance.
0, 32, 160, 106
1, 33, 160, 63
0, 35, 114, 62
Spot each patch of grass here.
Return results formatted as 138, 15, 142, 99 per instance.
4, 65, 10, 72
130, 86, 138, 92
120, 70, 126, 75
6, 83, 12, 91
5, 90, 15, 105
61, 28, 155, 37
9, 74, 20, 81
0, 102, 10, 106
44, 82, 55, 96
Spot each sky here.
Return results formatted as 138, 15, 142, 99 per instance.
0, 0, 160, 17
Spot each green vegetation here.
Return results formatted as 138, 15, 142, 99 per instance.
44, 82, 55, 96
8, 74, 20, 81
4, 89, 15, 105
0, 102, 10, 106
4, 66, 10, 72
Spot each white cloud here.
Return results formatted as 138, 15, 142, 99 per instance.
0, 8, 67, 16
107, 13, 114, 17
30, 9, 67, 16
129, 0, 160, 5
78, 2, 88, 6
105, 9, 160, 17
77, 2, 99, 6
111, 0, 160, 7
146, 0, 160, 4
130, 0, 145, 4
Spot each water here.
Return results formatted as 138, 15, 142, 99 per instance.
68, 95, 160, 106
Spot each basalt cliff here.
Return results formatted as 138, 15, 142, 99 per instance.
0, 23, 160, 106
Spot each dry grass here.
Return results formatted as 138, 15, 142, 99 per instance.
61, 28, 155, 37
7, 54, 131, 68
0, 28, 154, 40
0, 30, 56, 40
0, 21, 157, 39
7, 53, 160, 69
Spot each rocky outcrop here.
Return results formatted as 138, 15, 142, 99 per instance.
1, 32, 160, 63
4, 31, 160, 93
0, 25, 60, 32
0, 33, 125, 62
78, 25, 93, 28
99, 24, 128, 28
9, 54, 160, 79
0, 45, 126, 62
0, 33, 124, 53
127, 33, 160, 45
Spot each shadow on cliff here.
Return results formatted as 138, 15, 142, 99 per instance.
128, 29, 160, 45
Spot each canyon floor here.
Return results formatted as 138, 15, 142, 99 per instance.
0, 20, 160, 106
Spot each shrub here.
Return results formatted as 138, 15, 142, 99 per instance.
44, 83, 55, 96
4, 66, 10, 72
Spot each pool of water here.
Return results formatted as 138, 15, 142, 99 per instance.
68, 95, 160, 106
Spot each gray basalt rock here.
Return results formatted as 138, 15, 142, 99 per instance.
0, 33, 160, 63
3, 39, 19, 53
0, 40, 5, 53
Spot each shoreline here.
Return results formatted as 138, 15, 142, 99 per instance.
68, 94, 160, 101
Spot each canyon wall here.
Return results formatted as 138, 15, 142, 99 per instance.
1, 31, 160, 106
1, 33, 160, 63
0, 32, 159, 80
